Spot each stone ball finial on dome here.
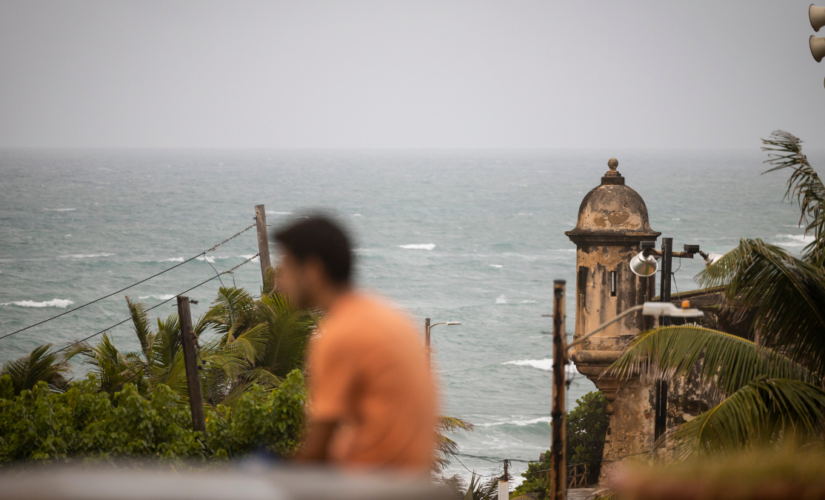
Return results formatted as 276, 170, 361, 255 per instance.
605, 158, 621, 178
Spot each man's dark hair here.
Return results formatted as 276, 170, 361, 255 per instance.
273, 215, 353, 284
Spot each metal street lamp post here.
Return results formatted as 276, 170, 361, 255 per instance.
424, 318, 461, 366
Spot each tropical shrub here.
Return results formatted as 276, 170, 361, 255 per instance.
0, 369, 306, 465
512, 391, 609, 498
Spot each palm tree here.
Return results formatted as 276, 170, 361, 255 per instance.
607, 130, 825, 459
64, 333, 146, 395
0, 344, 71, 395
435, 415, 474, 471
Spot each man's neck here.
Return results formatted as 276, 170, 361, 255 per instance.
315, 283, 353, 313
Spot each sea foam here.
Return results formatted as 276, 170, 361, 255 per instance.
503, 358, 578, 374
478, 416, 553, 428
138, 295, 175, 301
63, 253, 115, 259
1, 298, 74, 308
399, 244, 436, 250
774, 234, 815, 248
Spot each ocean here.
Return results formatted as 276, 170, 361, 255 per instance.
0, 148, 815, 482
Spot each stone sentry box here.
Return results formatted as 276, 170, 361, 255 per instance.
565, 158, 660, 485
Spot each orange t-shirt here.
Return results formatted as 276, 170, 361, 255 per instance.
306, 292, 438, 473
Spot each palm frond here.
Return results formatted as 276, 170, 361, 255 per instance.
438, 415, 475, 433
201, 287, 256, 339
761, 130, 825, 264
0, 344, 71, 394
607, 325, 818, 396
126, 296, 155, 361
66, 334, 143, 395
697, 238, 825, 374
670, 377, 825, 460
255, 292, 316, 377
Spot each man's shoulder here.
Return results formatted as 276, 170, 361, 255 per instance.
324, 292, 417, 337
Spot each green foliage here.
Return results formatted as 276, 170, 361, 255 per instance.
761, 130, 825, 265
608, 325, 818, 396
567, 391, 608, 476
0, 344, 70, 395
512, 392, 609, 498
206, 369, 307, 459
0, 370, 306, 465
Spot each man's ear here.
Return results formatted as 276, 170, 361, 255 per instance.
304, 256, 328, 286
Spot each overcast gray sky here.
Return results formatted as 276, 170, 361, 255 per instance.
0, 0, 823, 149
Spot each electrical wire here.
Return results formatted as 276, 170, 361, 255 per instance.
0, 223, 257, 343
54, 254, 258, 353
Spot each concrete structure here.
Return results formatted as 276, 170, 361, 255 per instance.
565, 159, 660, 484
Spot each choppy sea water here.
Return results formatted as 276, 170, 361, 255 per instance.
0, 149, 817, 482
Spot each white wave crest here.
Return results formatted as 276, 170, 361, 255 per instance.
520, 300, 536, 304
196, 256, 216, 264
138, 294, 175, 300
240, 254, 260, 263
45, 208, 76, 212
489, 264, 503, 268
63, 253, 115, 259
774, 234, 815, 248
496, 295, 507, 304
266, 211, 293, 215
478, 416, 553, 428
503, 358, 578, 374
161, 257, 184, 263
399, 244, 436, 250
1, 298, 74, 308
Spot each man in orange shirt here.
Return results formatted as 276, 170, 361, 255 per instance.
273, 215, 437, 474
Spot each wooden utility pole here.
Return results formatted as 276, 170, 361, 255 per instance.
654, 237, 673, 443
177, 295, 206, 434
550, 280, 567, 500
424, 318, 431, 367
255, 204, 272, 286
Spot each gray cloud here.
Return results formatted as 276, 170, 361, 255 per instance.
0, 0, 823, 148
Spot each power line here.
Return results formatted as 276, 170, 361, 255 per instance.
451, 454, 501, 478
455, 453, 532, 464
54, 254, 258, 353
0, 223, 256, 343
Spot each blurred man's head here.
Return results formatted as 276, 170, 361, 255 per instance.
273, 215, 353, 310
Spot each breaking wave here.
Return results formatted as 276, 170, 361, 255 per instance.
503, 358, 578, 374
477, 416, 553, 428
774, 234, 815, 248
1, 298, 74, 308
399, 244, 436, 250
138, 294, 175, 301
63, 253, 115, 259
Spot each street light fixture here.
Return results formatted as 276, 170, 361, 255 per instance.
424, 318, 461, 364
567, 301, 703, 352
